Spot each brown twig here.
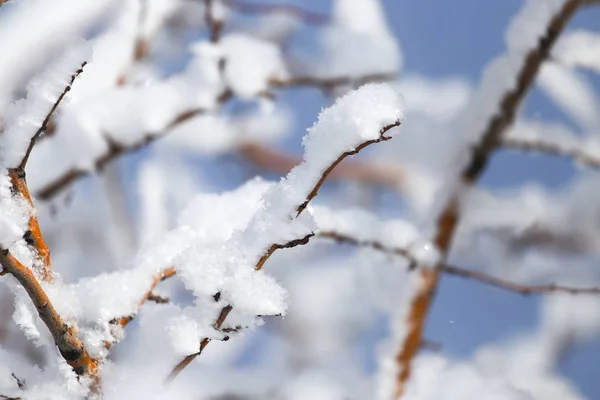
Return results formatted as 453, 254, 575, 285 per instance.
19, 62, 87, 171
318, 231, 417, 268
205, 0, 224, 43
296, 121, 400, 216
502, 136, 600, 168
223, 0, 328, 25
0, 250, 99, 390
239, 142, 404, 190
391, 1, 583, 397
269, 73, 396, 92
109, 266, 176, 332
167, 120, 402, 382
34, 107, 208, 200
441, 264, 600, 296
318, 229, 600, 296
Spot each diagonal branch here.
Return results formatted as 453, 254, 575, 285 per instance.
0, 250, 99, 390
391, 1, 585, 398
502, 136, 600, 168
296, 121, 400, 216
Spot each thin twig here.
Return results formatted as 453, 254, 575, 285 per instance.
502, 137, 600, 168
19, 62, 87, 170
441, 265, 600, 295
296, 121, 400, 216
108, 266, 176, 340
318, 231, 417, 268
239, 142, 404, 190
269, 72, 396, 92
205, 0, 224, 43
318, 230, 600, 296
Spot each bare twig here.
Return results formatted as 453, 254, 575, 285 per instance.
147, 292, 169, 304
11, 374, 24, 390
19, 62, 87, 170
269, 72, 396, 92
318, 230, 600, 296
502, 136, 600, 169
109, 266, 176, 332
442, 264, 600, 295
318, 231, 417, 268
223, 0, 328, 25
239, 142, 404, 190
296, 121, 400, 216
391, 1, 584, 397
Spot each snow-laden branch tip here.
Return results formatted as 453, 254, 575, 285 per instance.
165, 83, 404, 382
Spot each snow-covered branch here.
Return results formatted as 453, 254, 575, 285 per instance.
164, 83, 404, 382
0, 250, 99, 391
389, 1, 587, 398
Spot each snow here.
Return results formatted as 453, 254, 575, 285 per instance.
287, 0, 401, 79
0, 172, 30, 249
220, 33, 287, 99
0, 42, 90, 168
553, 30, 600, 73
0, 0, 117, 110
538, 62, 600, 131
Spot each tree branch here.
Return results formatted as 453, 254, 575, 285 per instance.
441, 264, 600, 296
391, 1, 584, 397
106, 266, 176, 346
502, 136, 600, 168
296, 121, 400, 216
0, 250, 99, 390
8, 169, 53, 281
269, 72, 396, 92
